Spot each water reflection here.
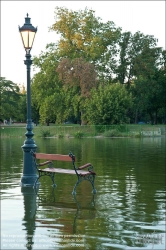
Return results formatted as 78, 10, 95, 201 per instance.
21, 186, 96, 249
1, 137, 165, 249
35, 189, 96, 234
21, 187, 38, 250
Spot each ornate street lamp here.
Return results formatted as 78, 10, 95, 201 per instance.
19, 14, 38, 186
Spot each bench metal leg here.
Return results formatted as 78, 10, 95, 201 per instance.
50, 174, 57, 188
72, 174, 97, 195
33, 171, 57, 188
89, 175, 97, 194
72, 179, 81, 195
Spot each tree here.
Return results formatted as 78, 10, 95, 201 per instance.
56, 57, 98, 97
31, 44, 61, 125
127, 47, 166, 124
115, 31, 158, 84
0, 77, 21, 122
56, 57, 98, 124
50, 7, 121, 80
83, 83, 133, 125
16, 93, 27, 122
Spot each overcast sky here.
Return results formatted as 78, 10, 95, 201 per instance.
1, 0, 165, 86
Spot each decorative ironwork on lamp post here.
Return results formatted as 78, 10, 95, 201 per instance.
19, 14, 38, 186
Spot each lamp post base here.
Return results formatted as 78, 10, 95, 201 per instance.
20, 175, 39, 186
21, 138, 38, 186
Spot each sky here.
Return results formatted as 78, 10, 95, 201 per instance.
1, 0, 165, 86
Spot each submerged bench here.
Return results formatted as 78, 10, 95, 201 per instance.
31, 151, 97, 195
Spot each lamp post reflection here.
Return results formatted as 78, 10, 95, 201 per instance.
21, 186, 38, 250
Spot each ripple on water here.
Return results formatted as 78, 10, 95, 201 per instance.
1, 137, 165, 249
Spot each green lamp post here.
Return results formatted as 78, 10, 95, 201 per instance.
19, 14, 38, 186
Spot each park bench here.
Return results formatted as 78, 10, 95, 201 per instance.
31, 151, 97, 195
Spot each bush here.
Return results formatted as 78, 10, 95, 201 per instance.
95, 125, 106, 133
116, 124, 127, 132
74, 131, 84, 138
134, 133, 142, 138
103, 129, 122, 137
39, 128, 51, 137
58, 134, 64, 138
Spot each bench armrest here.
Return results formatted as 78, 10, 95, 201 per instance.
78, 163, 96, 174
38, 161, 53, 167
77, 163, 92, 170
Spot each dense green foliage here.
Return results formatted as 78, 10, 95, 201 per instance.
0, 77, 26, 122
83, 83, 133, 124
2, 7, 166, 125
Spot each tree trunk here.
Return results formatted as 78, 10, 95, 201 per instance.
46, 119, 49, 126
149, 112, 154, 125
134, 110, 138, 124
154, 110, 158, 125
80, 110, 87, 125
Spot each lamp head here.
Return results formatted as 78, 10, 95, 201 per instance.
19, 14, 37, 52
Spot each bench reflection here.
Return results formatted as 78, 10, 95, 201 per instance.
35, 188, 96, 234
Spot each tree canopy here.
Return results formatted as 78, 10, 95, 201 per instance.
24, 7, 166, 125
0, 77, 26, 122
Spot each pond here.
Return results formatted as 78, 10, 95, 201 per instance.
1, 137, 165, 249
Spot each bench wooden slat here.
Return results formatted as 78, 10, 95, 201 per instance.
39, 168, 95, 176
35, 153, 73, 162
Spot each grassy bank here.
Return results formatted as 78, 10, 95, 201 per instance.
1, 124, 165, 138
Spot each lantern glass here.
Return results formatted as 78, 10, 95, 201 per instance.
20, 30, 36, 50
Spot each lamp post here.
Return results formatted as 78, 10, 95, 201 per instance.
19, 14, 38, 186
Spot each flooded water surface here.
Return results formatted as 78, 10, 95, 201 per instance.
1, 137, 165, 249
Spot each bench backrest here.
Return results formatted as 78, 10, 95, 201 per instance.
34, 153, 75, 162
